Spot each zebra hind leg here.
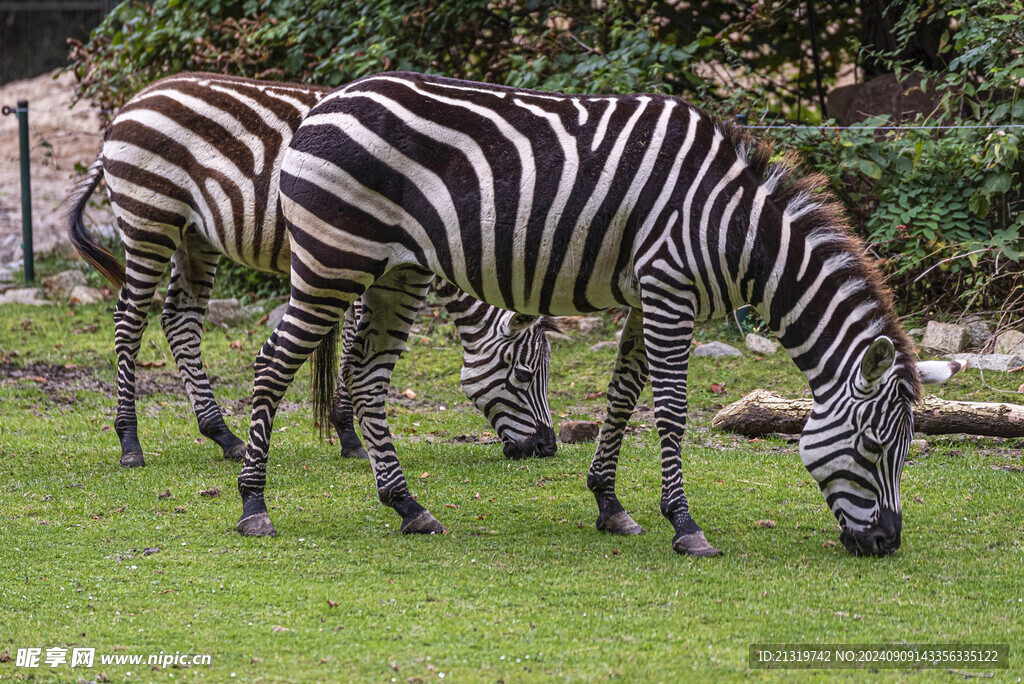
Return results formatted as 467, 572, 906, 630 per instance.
113, 230, 177, 467
345, 267, 444, 534
640, 289, 722, 557
588, 307, 649, 536
237, 295, 352, 537
161, 241, 246, 461
331, 302, 368, 459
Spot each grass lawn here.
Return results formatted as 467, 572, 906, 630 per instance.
1, 300, 1021, 682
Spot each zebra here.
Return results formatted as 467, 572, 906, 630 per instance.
240, 71, 955, 556
66, 72, 558, 472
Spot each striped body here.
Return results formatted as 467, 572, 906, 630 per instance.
68, 72, 557, 471
257, 71, 944, 555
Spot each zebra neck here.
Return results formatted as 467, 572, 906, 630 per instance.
750, 240, 891, 405
433, 281, 497, 349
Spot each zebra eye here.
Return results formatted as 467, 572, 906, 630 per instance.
861, 430, 883, 460
514, 367, 533, 384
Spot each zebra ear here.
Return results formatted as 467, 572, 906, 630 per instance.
502, 313, 537, 338
860, 335, 896, 386
917, 359, 964, 385
538, 316, 571, 340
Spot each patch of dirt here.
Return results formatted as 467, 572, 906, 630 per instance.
0, 360, 183, 401
0, 70, 114, 264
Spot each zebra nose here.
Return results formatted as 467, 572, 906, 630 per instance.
536, 426, 557, 458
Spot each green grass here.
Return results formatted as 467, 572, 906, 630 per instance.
1, 303, 1022, 682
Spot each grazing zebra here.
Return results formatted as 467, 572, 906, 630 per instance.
67, 72, 557, 471
244, 71, 950, 557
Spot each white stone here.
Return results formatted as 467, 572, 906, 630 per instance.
692, 341, 743, 358
67, 285, 104, 305
590, 340, 617, 352
745, 333, 780, 355
0, 288, 51, 306
40, 270, 86, 300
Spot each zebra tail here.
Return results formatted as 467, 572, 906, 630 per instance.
311, 322, 339, 439
67, 155, 125, 290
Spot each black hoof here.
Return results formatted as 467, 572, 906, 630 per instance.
236, 512, 277, 537
120, 450, 145, 468
400, 510, 446, 535
340, 445, 369, 459
672, 531, 723, 557
596, 510, 645, 535
223, 443, 247, 461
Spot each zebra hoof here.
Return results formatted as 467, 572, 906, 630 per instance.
340, 445, 369, 459
224, 443, 247, 461
596, 510, 645, 535
672, 531, 723, 557
400, 510, 446, 535
120, 451, 145, 468
236, 512, 277, 537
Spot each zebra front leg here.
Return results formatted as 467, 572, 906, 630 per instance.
640, 289, 722, 557
346, 267, 444, 534
113, 233, 176, 468
237, 296, 349, 536
588, 307, 649, 535
331, 302, 368, 459
162, 241, 246, 461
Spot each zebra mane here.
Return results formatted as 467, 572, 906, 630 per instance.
718, 120, 922, 402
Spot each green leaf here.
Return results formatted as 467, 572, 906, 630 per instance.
857, 159, 883, 180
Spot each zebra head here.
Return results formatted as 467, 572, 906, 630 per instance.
800, 335, 918, 557
459, 313, 561, 459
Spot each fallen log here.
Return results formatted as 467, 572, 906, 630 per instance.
712, 388, 1024, 438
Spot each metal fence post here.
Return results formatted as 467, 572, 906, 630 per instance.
3, 100, 34, 283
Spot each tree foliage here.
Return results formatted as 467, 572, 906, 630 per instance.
69, 0, 1023, 317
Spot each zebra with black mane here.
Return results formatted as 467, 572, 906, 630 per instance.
244, 71, 956, 556
67, 72, 558, 471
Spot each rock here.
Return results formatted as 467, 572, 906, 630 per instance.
577, 317, 604, 336
692, 341, 743, 358
920, 321, 968, 354
994, 330, 1024, 356
265, 302, 288, 329
906, 328, 925, 342
0, 288, 51, 306
67, 285, 104, 305
207, 298, 246, 327
559, 420, 601, 443
0, 265, 13, 283
945, 352, 1024, 372
590, 340, 617, 352
909, 439, 929, 454
152, 289, 166, 310
40, 270, 86, 300
962, 316, 992, 348
745, 333, 780, 355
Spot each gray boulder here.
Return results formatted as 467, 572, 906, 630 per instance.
590, 340, 617, 352
945, 352, 1024, 372
961, 315, 991, 348
265, 302, 288, 329
41, 270, 86, 300
693, 341, 743, 358
0, 288, 51, 306
745, 333, 780, 355
577, 317, 604, 336
207, 298, 246, 327
994, 330, 1024, 356
920, 321, 968, 354
559, 420, 601, 443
